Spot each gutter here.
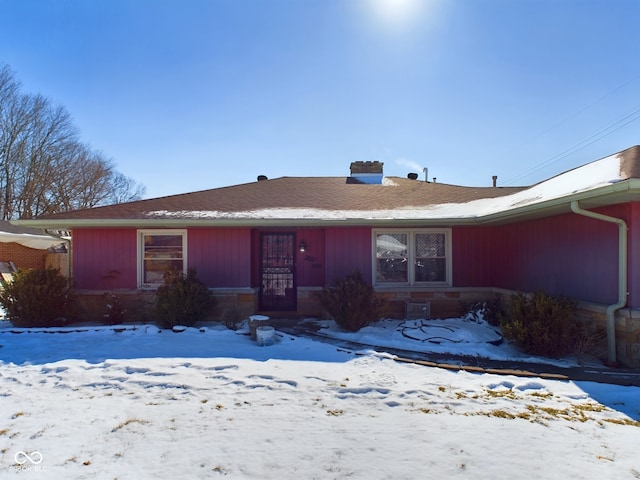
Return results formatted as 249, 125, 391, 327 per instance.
13, 179, 640, 231
478, 178, 640, 225
570, 200, 627, 365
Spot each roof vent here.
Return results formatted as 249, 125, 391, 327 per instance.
349, 161, 383, 184
407, 172, 419, 180
257, 175, 268, 181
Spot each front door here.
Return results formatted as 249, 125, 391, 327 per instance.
259, 232, 297, 311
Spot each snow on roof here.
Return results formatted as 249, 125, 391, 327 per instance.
0, 231, 66, 250
0, 220, 66, 249
12, 146, 638, 228
145, 151, 624, 221
414, 150, 623, 219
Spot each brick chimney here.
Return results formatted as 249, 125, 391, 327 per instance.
349, 161, 384, 184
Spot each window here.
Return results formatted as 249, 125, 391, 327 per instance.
414, 232, 447, 282
138, 230, 187, 287
374, 229, 451, 285
375, 233, 408, 283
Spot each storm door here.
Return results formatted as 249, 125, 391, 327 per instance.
259, 232, 297, 311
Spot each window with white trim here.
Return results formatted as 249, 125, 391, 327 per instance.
138, 230, 187, 287
374, 229, 451, 285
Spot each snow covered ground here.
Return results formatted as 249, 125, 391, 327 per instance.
0, 318, 639, 479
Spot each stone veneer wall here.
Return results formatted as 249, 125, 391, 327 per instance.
613, 309, 640, 368
73, 287, 639, 368
75, 289, 256, 324
574, 303, 640, 368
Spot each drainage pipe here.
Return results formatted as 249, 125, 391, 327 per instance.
570, 201, 627, 364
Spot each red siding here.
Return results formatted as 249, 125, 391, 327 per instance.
491, 214, 618, 303
454, 207, 629, 306
70, 201, 640, 308
629, 202, 640, 307
296, 229, 325, 287
250, 227, 369, 287
72, 228, 252, 289
72, 229, 137, 289
188, 228, 251, 287
325, 227, 372, 284
452, 226, 491, 286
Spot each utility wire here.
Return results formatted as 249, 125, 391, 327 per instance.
510, 73, 640, 153
499, 73, 640, 185
503, 104, 640, 186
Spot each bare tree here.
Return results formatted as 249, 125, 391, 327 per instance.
50, 146, 115, 212
0, 64, 145, 220
0, 66, 33, 220
14, 98, 77, 218
108, 171, 146, 205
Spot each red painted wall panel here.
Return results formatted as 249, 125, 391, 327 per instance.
452, 226, 491, 286
616, 202, 640, 308
628, 202, 640, 307
325, 227, 372, 284
249, 228, 326, 287
491, 214, 619, 303
295, 228, 326, 287
187, 228, 251, 287
454, 208, 628, 306
70, 201, 639, 308
72, 229, 137, 289
73, 228, 253, 289
250, 227, 370, 287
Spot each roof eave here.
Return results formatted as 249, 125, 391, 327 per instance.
12, 180, 640, 230
476, 179, 640, 225
11, 216, 479, 229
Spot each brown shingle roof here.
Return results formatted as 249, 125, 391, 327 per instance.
33, 177, 525, 221
15, 145, 640, 227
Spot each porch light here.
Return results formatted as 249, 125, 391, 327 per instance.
298, 240, 307, 253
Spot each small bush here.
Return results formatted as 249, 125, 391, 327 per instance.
315, 270, 383, 332
103, 292, 127, 325
221, 306, 243, 331
571, 323, 608, 365
0, 268, 77, 327
464, 294, 506, 326
500, 290, 578, 358
155, 268, 216, 329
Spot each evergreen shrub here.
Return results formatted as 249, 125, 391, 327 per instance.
500, 290, 578, 357
315, 270, 383, 332
155, 268, 216, 329
0, 268, 77, 327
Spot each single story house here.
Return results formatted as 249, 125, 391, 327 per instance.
14, 145, 640, 366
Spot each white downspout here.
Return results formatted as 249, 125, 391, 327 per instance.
570, 200, 627, 365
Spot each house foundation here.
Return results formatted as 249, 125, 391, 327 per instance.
72, 287, 640, 368
574, 303, 640, 368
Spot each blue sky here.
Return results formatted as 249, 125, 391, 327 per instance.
1, 0, 638, 199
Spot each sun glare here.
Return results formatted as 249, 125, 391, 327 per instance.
369, 0, 425, 31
